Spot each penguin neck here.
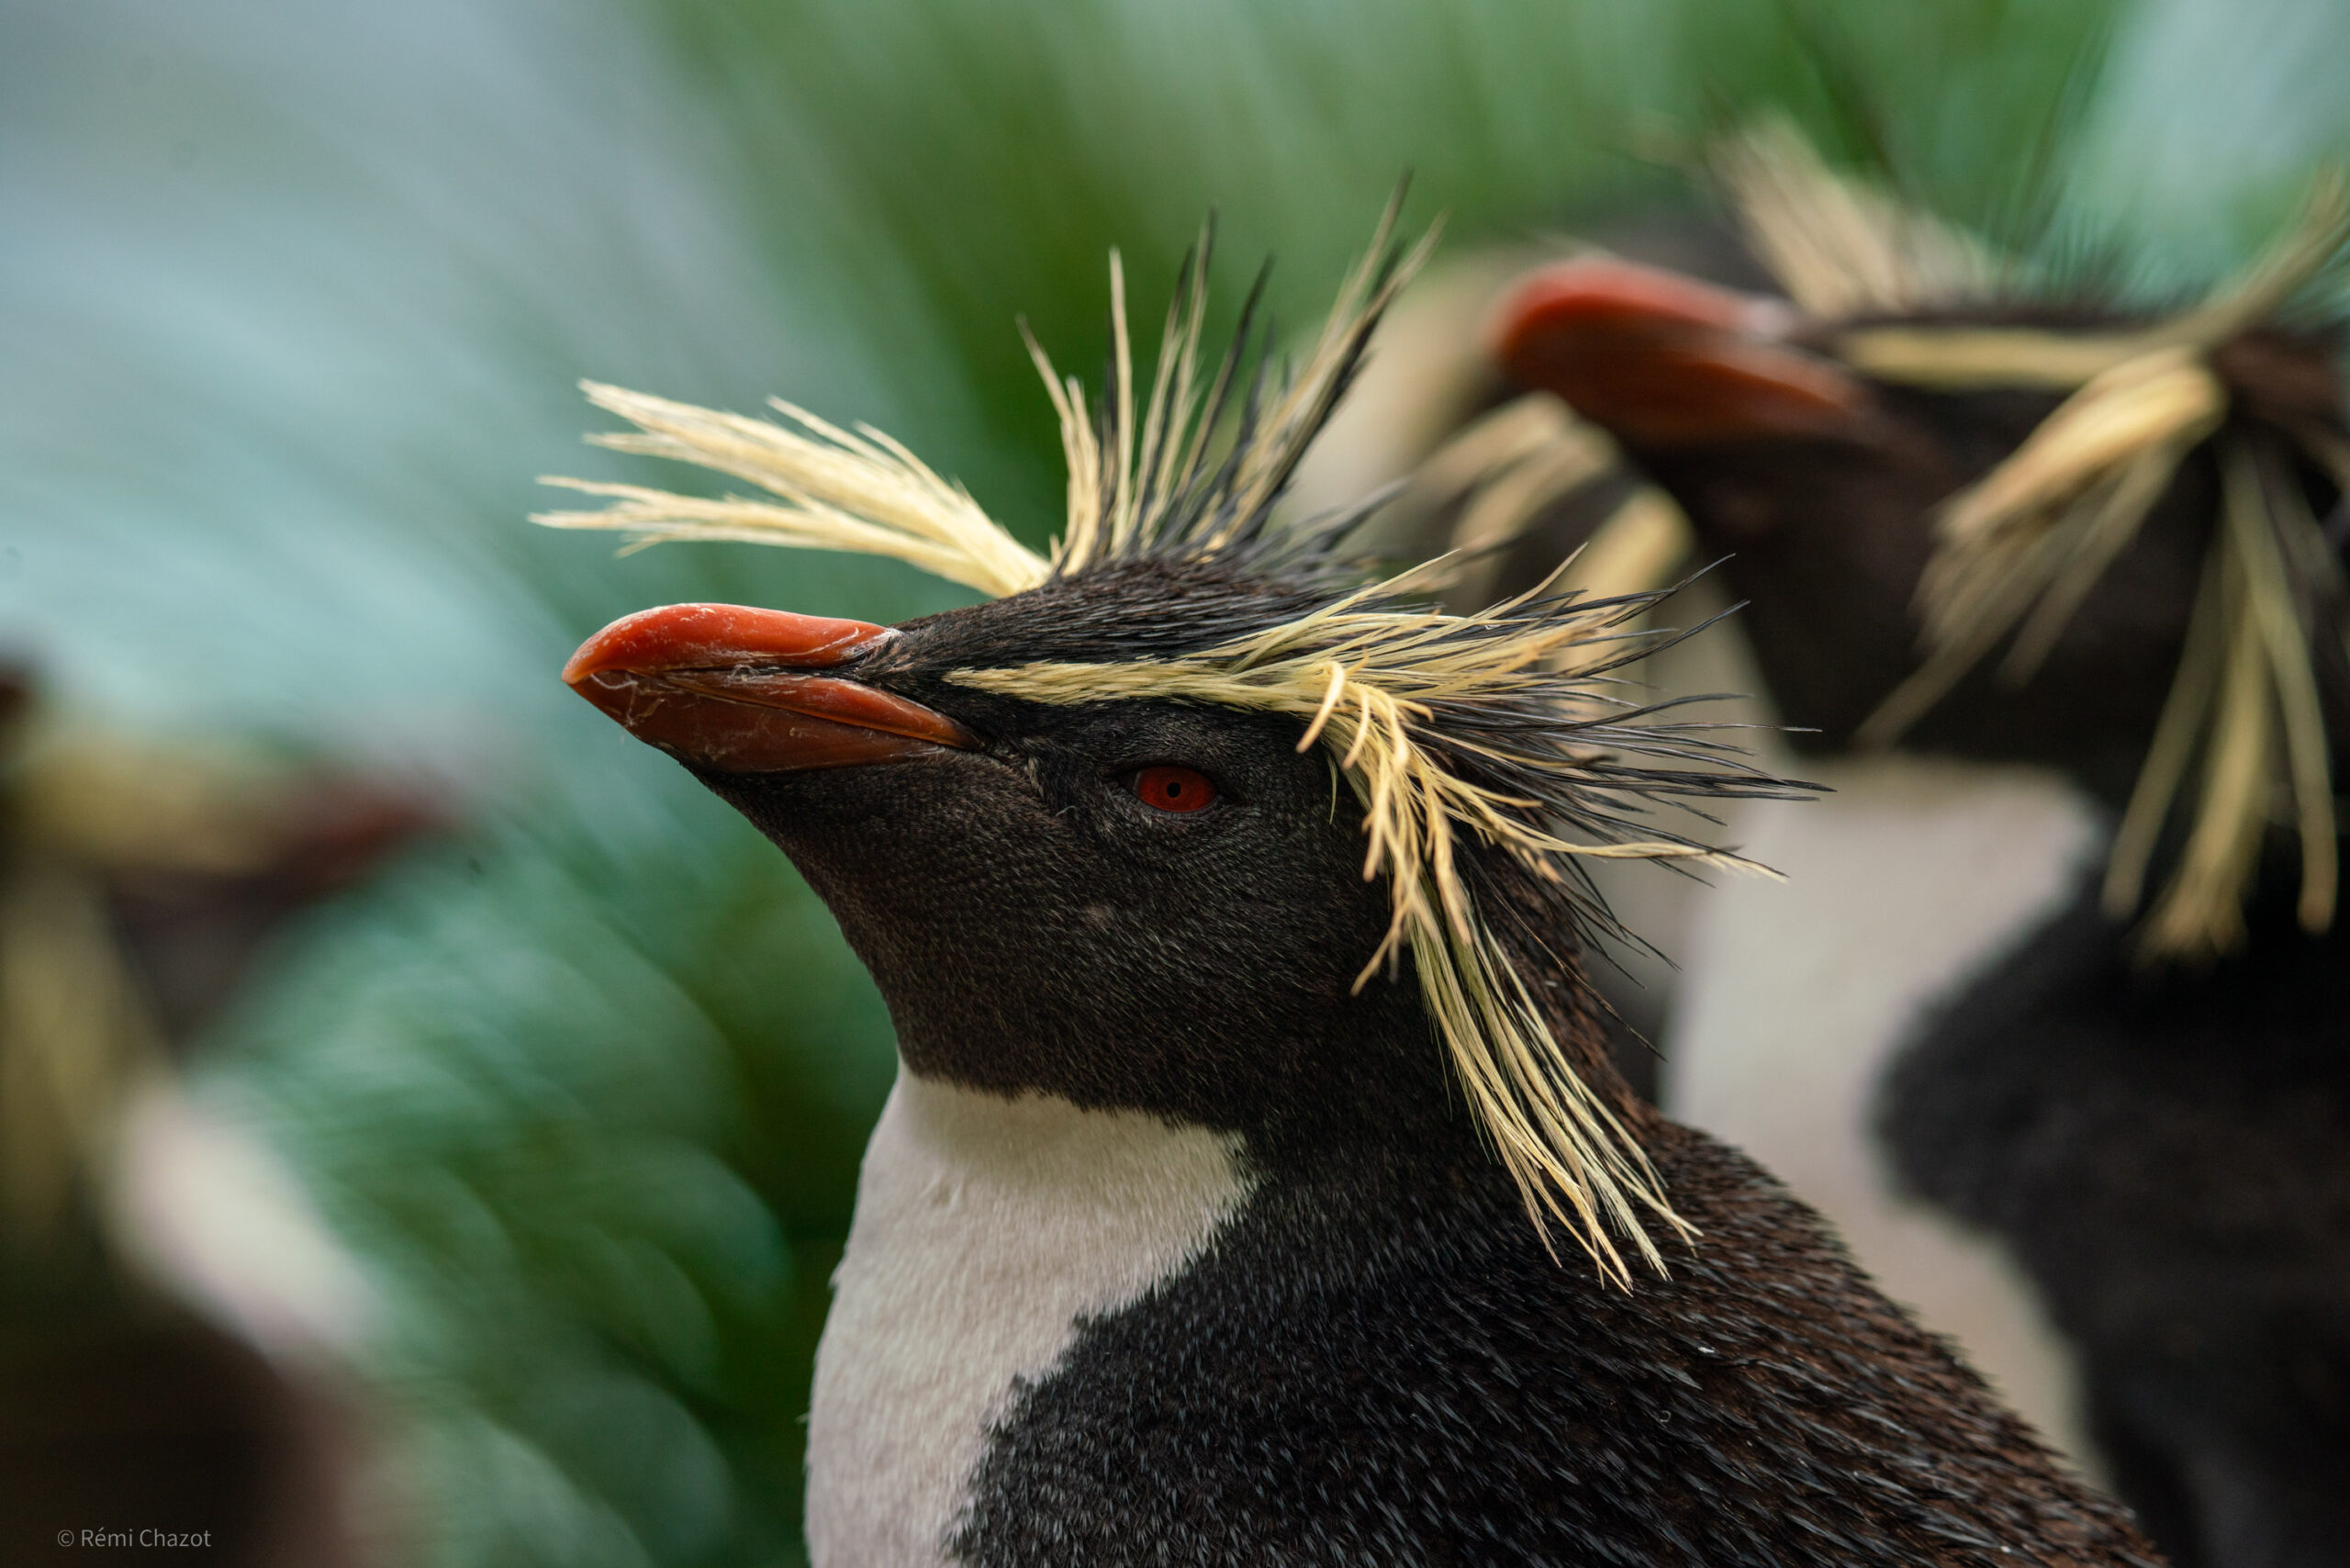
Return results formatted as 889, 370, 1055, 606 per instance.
882, 922, 1638, 1195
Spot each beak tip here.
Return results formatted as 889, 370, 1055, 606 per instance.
559, 647, 601, 688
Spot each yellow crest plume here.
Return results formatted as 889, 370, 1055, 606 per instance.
537, 385, 1051, 599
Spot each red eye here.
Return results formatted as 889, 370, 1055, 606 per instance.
1130, 766, 1217, 813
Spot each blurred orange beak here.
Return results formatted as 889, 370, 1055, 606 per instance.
564, 603, 976, 772
1491, 258, 1870, 446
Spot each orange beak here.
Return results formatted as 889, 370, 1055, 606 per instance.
1491, 258, 1870, 447
564, 603, 976, 772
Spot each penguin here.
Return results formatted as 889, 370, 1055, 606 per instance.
543, 216, 2161, 1565
0, 665, 420, 1565
1440, 138, 2350, 1566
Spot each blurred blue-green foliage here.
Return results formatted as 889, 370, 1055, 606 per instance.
8, 0, 2350, 1562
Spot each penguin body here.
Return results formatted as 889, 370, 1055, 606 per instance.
946, 1084, 2121, 1566
1885, 855, 2350, 1567
816, 1054, 2139, 1566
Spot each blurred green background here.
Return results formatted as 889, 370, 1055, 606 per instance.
6, 0, 2348, 1562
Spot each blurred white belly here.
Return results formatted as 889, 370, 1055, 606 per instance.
1665, 756, 2102, 1466
806, 1070, 1251, 1567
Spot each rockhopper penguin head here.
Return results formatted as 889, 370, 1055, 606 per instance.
1444, 128, 2350, 960
546, 207, 1804, 1281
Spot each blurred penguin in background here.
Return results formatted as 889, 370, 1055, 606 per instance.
1306, 131, 2350, 1568
0, 663, 433, 1564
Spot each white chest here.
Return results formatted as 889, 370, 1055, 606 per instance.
1665, 756, 2104, 1465
804, 1070, 1253, 1568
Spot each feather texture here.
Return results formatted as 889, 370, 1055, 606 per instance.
537, 385, 1052, 599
